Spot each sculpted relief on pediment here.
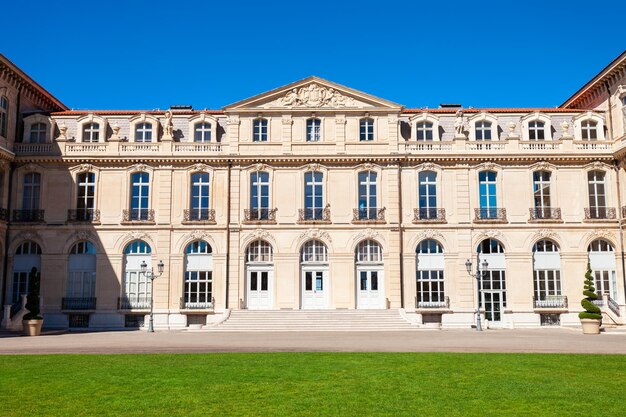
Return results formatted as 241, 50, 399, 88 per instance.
263, 83, 365, 109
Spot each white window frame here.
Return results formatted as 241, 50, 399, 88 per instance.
23, 114, 55, 144
187, 113, 218, 143
409, 113, 440, 141
521, 113, 552, 141
573, 111, 606, 141
306, 118, 321, 142
468, 112, 498, 141
76, 114, 107, 143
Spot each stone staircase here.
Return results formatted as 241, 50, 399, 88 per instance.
209, 309, 419, 332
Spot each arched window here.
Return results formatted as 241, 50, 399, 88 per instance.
587, 170, 607, 219
359, 118, 374, 141
588, 239, 617, 299
581, 120, 598, 140
130, 172, 150, 220
416, 239, 445, 308
301, 240, 328, 263
194, 122, 212, 142
475, 121, 492, 140
122, 240, 152, 309
82, 122, 100, 142
306, 118, 321, 142
247, 240, 273, 263
189, 172, 210, 220
528, 121, 545, 140
532, 240, 563, 307
30, 122, 47, 143
0, 96, 8, 137
357, 171, 377, 220
253, 118, 268, 142
477, 238, 506, 322
183, 241, 213, 308
135, 122, 153, 142
416, 122, 433, 141
356, 240, 383, 263
67, 242, 97, 308
11, 241, 42, 304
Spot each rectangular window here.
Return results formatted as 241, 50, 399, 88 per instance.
77, 172, 95, 220
304, 171, 323, 220
360, 118, 374, 141
253, 119, 268, 142
250, 171, 270, 220
418, 171, 437, 219
190, 172, 210, 220
588, 171, 606, 218
534, 270, 561, 300
478, 171, 497, 218
130, 172, 150, 220
417, 270, 445, 306
135, 123, 152, 142
358, 171, 377, 220
22, 173, 41, 211
306, 119, 321, 142
533, 171, 551, 217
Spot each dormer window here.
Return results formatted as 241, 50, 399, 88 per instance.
581, 120, 598, 140
135, 122, 153, 142
82, 122, 100, 143
528, 121, 545, 140
194, 122, 212, 142
359, 118, 374, 141
416, 122, 433, 141
475, 121, 492, 140
253, 118, 268, 142
306, 118, 321, 142
30, 123, 47, 143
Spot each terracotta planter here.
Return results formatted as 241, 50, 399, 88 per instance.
22, 319, 43, 336
580, 318, 601, 335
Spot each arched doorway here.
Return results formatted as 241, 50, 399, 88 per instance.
121, 240, 152, 309
11, 241, 41, 305
477, 239, 506, 323
300, 240, 329, 309
588, 239, 617, 300
355, 239, 385, 309
246, 240, 273, 309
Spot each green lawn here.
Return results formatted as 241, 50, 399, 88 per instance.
0, 353, 624, 417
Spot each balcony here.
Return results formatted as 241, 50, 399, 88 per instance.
584, 207, 616, 221
533, 296, 567, 310
68, 209, 101, 223
243, 208, 277, 224
12, 209, 45, 222
173, 143, 223, 153
528, 207, 562, 222
62, 297, 97, 311
352, 207, 386, 224
413, 208, 446, 223
404, 141, 453, 152
416, 296, 450, 310
118, 296, 151, 310
179, 297, 215, 311
298, 207, 331, 224
474, 208, 507, 223
122, 209, 155, 224
13, 143, 55, 155
0, 208, 8, 222
183, 208, 216, 224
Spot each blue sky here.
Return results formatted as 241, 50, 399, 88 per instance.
3, 0, 624, 110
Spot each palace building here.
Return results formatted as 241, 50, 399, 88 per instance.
1, 51, 626, 330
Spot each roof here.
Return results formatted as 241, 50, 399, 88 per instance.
51, 110, 224, 116
561, 50, 626, 108
0, 53, 68, 111
403, 107, 585, 114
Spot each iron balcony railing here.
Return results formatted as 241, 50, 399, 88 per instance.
584, 207, 616, 220
183, 208, 216, 222
0, 208, 8, 221
533, 295, 568, 309
474, 208, 507, 222
298, 207, 331, 223
62, 297, 97, 310
529, 207, 561, 221
68, 209, 101, 222
416, 296, 449, 309
118, 296, 151, 310
122, 208, 155, 222
12, 209, 45, 222
414, 208, 446, 222
180, 297, 215, 310
244, 208, 277, 222
353, 207, 385, 222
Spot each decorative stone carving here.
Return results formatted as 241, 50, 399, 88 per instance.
161, 110, 173, 141
534, 229, 556, 240
190, 163, 210, 173
506, 121, 519, 139
454, 110, 468, 138
589, 161, 608, 170
131, 163, 148, 173
306, 163, 321, 172
483, 230, 503, 239
591, 229, 615, 241
274, 83, 356, 108
57, 124, 68, 141
532, 161, 553, 172
74, 230, 93, 241
110, 124, 121, 141
417, 230, 443, 240
76, 163, 94, 173
420, 162, 438, 172
254, 163, 266, 172
356, 228, 381, 241
335, 116, 346, 125
298, 228, 332, 244
561, 120, 572, 139
361, 162, 374, 171
478, 162, 498, 171
189, 230, 209, 241
226, 116, 240, 126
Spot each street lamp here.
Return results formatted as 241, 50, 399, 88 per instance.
141, 259, 165, 333
465, 255, 488, 331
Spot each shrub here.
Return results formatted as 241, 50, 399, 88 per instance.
579, 263, 602, 320
23, 267, 42, 321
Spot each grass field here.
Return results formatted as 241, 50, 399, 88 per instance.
1, 353, 624, 417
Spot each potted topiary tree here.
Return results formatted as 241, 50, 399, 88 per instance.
22, 267, 43, 336
579, 263, 602, 334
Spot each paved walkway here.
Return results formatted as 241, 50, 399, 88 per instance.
1, 327, 626, 354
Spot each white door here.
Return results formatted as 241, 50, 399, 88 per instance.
247, 269, 272, 309
357, 268, 384, 309
301, 269, 328, 309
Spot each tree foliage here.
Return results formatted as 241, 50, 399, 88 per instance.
579, 263, 602, 320
23, 267, 42, 320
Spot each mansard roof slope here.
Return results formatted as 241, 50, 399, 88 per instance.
402, 107, 586, 114
0, 53, 68, 111
561, 49, 626, 109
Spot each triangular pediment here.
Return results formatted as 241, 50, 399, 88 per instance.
224, 76, 403, 112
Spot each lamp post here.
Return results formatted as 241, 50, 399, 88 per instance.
465, 255, 488, 331
141, 259, 164, 333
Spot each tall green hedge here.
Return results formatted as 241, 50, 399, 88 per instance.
579, 263, 602, 320
23, 267, 42, 320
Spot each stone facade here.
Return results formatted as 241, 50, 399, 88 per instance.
1, 52, 626, 330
